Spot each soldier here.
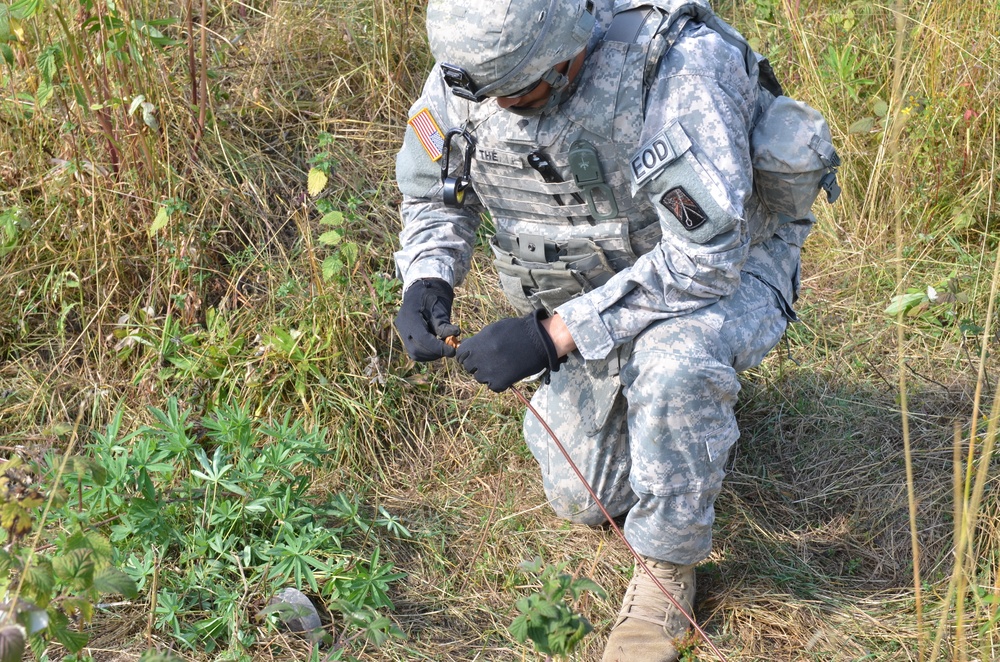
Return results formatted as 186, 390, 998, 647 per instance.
393, 0, 835, 659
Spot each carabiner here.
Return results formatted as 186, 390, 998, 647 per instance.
441, 128, 477, 207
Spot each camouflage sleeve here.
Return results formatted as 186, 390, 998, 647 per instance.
394, 64, 483, 290
556, 23, 756, 360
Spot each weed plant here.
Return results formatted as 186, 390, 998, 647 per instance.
0, 0, 998, 660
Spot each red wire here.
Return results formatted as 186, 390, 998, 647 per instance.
510, 385, 729, 662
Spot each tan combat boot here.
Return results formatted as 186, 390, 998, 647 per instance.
600, 557, 696, 662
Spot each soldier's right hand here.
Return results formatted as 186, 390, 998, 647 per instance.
394, 278, 461, 361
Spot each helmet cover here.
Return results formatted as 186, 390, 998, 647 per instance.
427, 0, 596, 98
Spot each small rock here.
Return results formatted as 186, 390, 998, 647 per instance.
269, 588, 322, 634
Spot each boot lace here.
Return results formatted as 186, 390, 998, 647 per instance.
615, 561, 689, 629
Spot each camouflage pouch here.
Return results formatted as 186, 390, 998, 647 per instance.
751, 95, 841, 219
490, 233, 617, 315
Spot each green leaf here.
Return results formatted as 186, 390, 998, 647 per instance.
53, 548, 95, 587
519, 556, 544, 574
318, 229, 343, 247
128, 94, 146, 116
150, 206, 169, 235
321, 256, 343, 280
848, 117, 876, 134
570, 577, 606, 599
47, 609, 89, 653
9, 0, 39, 20
36, 45, 61, 83
0, 44, 12, 67
62, 597, 95, 624
141, 101, 159, 131
873, 99, 889, 118
0, 625, 25, 662
319, 210, 344, 226
35, 77, 53, 108
307, 168, 328, 197
340, 241, 359, 266
23, 559, 55, 605
508, 614, 529, 644
884, 291, 927, 317
64, 530, 113, 566
94, 566, 138, 598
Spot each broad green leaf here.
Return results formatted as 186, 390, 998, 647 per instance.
569, 577, 605, 598
884, 291, 927, 317
509, 614, 529, 643
318, 229, 342, 247
0, 44, 12, 67
128, 94, 146, 116
150, 206, 169, 235
62, 597, 95, 624
141, 101, 159, 131
340, 241, 359, 266
47, 608, 89, 653
35, 77, 53, 109
65, 530, 113, 565
848, 117, 875, 134
36, 45, 61, 82
321, 256, 343, 280
307, 168, 328, 197
23, 559, 55, 604
53, 548, 95, 586
873, 99, 889, 118
0, 625, 24, 662
319, 210, 344, 226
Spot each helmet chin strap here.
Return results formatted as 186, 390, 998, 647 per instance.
504, 66, 575, 117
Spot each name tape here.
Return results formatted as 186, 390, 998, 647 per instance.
476, 147, 524, 168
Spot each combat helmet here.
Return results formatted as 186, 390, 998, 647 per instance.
427, 0, 597, 101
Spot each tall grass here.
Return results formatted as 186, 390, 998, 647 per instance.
1, 0, 998, 659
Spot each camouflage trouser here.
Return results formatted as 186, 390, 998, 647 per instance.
523, 227, 804, 565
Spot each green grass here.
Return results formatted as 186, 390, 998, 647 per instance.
0, 0, 999, 660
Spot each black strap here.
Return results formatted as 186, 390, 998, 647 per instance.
758, 58, 785, 97
604, 7, 656, 43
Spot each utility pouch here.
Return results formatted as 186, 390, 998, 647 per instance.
751, 95, 841, 219
490, 232, 616, 314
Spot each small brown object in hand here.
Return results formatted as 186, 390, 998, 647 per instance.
444, 335, 461, 349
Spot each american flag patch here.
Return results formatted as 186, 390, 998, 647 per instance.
408, 108, 445, 162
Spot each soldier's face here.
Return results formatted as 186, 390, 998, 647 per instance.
495, 50, 586, 111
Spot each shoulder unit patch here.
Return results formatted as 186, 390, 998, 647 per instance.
660, 187, 708, 231
407, 108, 445, 162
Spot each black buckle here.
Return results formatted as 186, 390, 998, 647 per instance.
820, 171, 841, 204
441, 128, 477, 207
440, 63, 487, 103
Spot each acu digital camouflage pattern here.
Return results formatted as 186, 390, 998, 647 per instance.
522, 228, 806, 564
395, 0, 824, 564
426, 0, 596, 98
751, 95, 841, 218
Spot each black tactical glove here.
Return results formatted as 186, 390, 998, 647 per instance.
456, 309, 562, 392
394, 278, 461, 361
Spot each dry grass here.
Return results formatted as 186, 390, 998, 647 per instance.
1, 0, 999, 660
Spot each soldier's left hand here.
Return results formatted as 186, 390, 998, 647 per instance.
456, 310, 562, 392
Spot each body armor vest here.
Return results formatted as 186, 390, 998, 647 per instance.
461, 4, 775, 314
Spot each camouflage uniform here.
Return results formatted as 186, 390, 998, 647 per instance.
395, 0, 813, 565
